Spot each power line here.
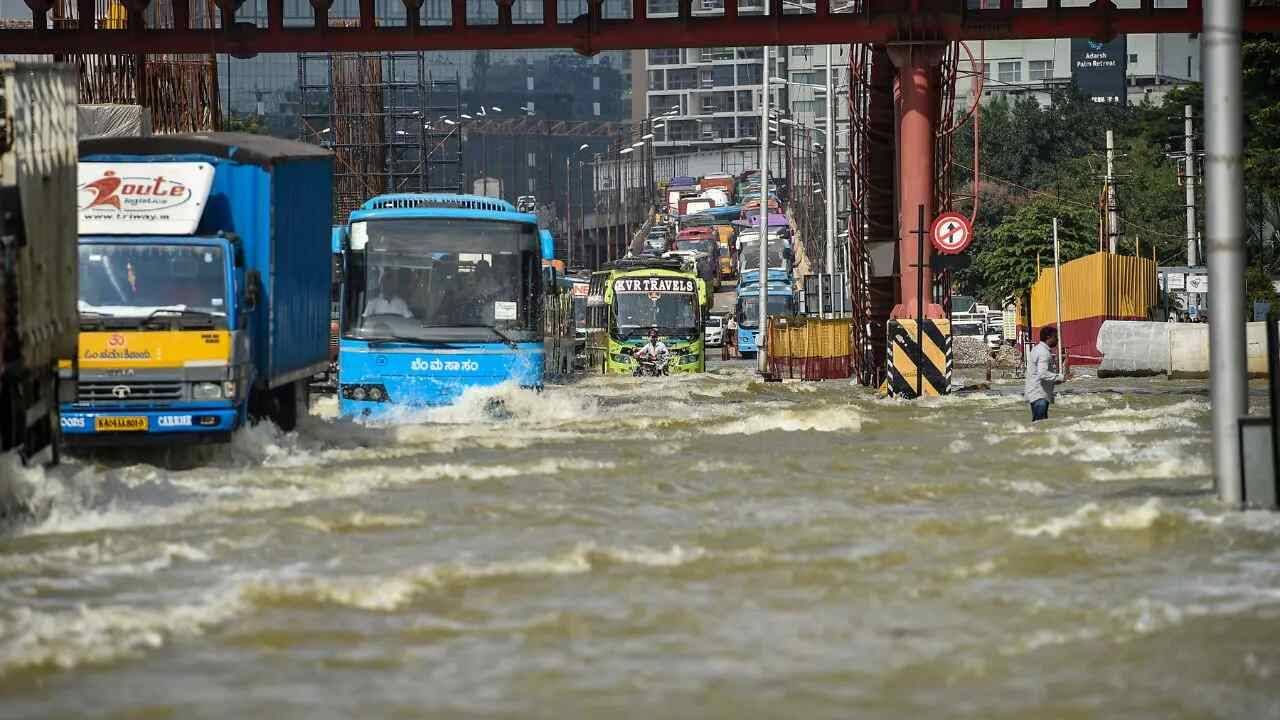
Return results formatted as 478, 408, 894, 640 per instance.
953, 161, 1190, 256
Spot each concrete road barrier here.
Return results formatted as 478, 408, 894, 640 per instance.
1097, 321, 1171, 377
1099, 320, 1271, 378
1169, 322, 1270, 379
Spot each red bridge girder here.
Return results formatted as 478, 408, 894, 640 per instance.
3, 1, 1279, 55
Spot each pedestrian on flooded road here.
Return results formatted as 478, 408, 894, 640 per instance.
1025, 325, 1065, 422
725, 315, 738, 359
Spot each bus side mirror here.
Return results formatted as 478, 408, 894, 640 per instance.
244, 270, 262, 310
539, 229, 554, 261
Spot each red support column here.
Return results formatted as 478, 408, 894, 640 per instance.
888, 43, 946, 320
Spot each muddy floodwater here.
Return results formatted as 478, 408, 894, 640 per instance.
1, 365, 1278, 719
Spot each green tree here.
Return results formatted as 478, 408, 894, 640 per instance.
971, 196, 1095, 304
1245, 265, 1280, 309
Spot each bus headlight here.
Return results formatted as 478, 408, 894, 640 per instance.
193, 382, 224, 400
352, 386, 368, 401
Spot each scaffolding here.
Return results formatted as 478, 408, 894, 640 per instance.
298, 52, 463, 224
47, 0, 221, 133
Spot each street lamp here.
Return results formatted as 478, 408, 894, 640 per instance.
567, 143, 592, 267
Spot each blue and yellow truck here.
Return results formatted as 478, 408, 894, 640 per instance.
60, 133, 334, 443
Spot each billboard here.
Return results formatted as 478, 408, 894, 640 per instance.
1071, 37, 1128, 105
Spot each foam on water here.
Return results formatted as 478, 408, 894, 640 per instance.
1012, 498, 1165, 538
245, 542, 710, 613
0, 585, 247, 676
709, 407, 867, 435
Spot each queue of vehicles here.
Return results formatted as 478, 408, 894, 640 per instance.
5, 76, 807, 468
652, 170, 800, 358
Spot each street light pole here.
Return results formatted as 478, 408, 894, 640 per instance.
824, 44, 836, 292
758, 9, 771, 374
565, 154, 573, 267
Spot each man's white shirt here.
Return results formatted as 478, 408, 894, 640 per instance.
364, 296, 412, 318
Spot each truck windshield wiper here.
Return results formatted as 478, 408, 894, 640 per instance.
423, 323, 519, 350
143, 308, 219, 322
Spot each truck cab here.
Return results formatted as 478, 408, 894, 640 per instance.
68, 234, 247, 438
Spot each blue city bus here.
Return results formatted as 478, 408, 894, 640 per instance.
735, 281, 796, 357
336, 194, 555, 417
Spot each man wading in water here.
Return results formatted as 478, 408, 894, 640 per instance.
1025, 326, 1065, 422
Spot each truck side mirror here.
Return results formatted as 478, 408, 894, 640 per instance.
244, 270, 262, 310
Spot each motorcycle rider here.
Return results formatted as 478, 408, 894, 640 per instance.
634, 328, 670, 373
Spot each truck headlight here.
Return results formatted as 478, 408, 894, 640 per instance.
193, 382, 224, 400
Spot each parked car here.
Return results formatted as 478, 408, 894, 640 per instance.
705, 315, 724, 347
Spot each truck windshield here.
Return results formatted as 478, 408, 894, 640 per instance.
614, 292, 698, 339
737, 295, 792, 328
78, 244, 228, 323
344, 218, 540, 343
675, 239, 715, 254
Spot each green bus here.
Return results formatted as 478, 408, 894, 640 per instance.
585, 258, 708, 374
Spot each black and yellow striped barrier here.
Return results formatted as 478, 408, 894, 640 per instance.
886, 319, 952, 398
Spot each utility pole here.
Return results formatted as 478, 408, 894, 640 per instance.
1184, 104, 1200, 311
1185, 105, 1199, 268
1106, 129, 1119, 254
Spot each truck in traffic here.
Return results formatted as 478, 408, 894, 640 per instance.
0, 63, 79, 463
62, 133, 334, 443
584, 257, 707, 374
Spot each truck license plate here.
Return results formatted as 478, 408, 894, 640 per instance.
95, 416, 149, 432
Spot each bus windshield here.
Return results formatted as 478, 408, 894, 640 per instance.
78, 244, 228, 325
614, 292, 699, 339
344, 218, 540, 343
737, 241, 788, 271
737, 295, 792, 328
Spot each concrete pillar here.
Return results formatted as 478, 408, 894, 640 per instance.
887, 43, 946, 320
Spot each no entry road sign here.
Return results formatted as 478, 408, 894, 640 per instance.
930, 212, 972, 255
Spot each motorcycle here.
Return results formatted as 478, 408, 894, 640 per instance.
633, 355, 670, 377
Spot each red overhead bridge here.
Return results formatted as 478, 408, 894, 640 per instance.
3, 0, 1278, 54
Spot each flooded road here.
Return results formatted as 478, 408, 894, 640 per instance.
2, 365, 1278, 718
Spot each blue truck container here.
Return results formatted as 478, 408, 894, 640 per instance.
61, 133, 334, 443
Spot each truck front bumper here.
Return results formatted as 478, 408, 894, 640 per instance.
59, 406, 241, 444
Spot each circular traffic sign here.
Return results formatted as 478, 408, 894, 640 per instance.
930, 212, 973, 255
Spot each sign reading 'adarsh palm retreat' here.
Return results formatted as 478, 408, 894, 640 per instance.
1070, 37, 1128, 106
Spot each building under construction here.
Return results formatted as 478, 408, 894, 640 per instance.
298, 52, 463, 223
40, 0, 221, 133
